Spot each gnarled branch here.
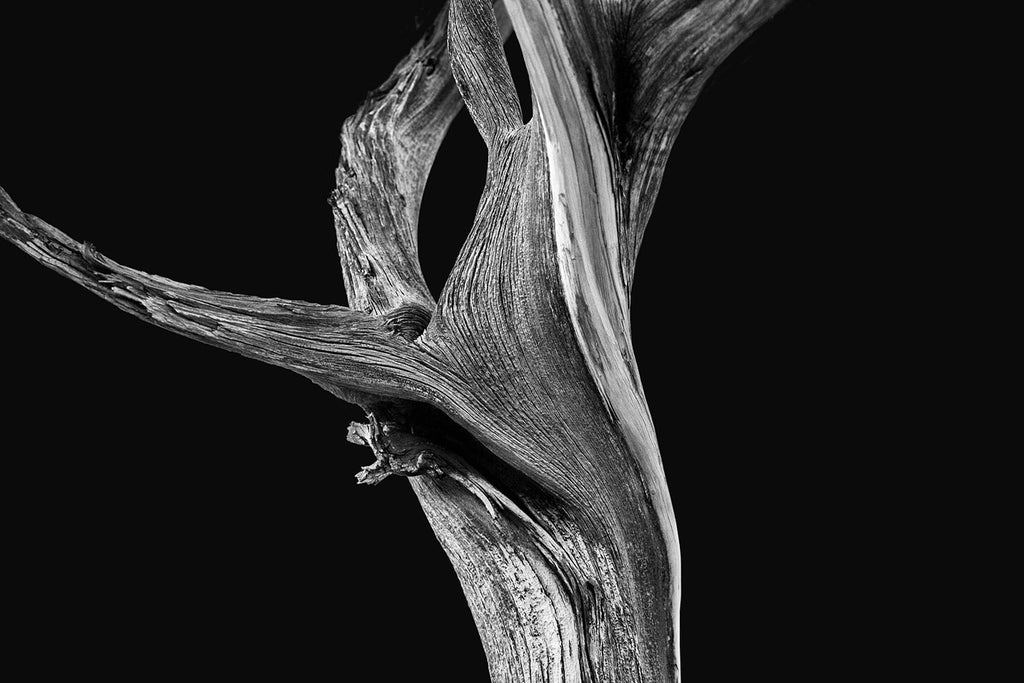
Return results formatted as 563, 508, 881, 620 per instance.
0, 188, 441, 402
330, 0, 513, 337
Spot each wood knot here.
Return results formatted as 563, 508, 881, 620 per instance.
383, 303, 432, 341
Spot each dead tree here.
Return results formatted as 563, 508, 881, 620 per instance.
1, 1, 789, 680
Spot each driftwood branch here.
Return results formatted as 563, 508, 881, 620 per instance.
0, 189, 442, 402
330, 0, 513, 338
1, 1, 792, 681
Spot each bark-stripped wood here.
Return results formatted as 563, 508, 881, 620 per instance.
1, 1, 790, 681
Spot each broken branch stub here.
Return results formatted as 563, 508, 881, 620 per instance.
347, 414, 442, 485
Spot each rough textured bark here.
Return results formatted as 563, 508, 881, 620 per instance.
1, 1, 790, 680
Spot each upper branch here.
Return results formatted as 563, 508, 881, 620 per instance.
0, 188, 441, 401
449, 0, 523, 145
331, 1, 512, 332
619, 0, 792, 290
506, 0, 790, 296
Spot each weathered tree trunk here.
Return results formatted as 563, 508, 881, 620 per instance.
0, 1, 788, 680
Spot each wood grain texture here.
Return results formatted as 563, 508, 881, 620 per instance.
330, 0, 512, 339
0, 1, 792, 681
0, 188, 444, 403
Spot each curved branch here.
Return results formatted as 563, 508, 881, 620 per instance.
0, 188, 441, 401
505, 0, 791, 289
331, 1, 513, 332
619, 0, 791, 290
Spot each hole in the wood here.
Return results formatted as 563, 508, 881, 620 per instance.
417, 108, 488, 299
505, 34, 533, 122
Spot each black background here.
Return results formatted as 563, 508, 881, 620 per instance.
2, 2, 865, 679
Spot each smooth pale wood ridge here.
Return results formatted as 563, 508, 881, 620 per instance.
0, 1, 789, 681
501, 2, 790, 677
